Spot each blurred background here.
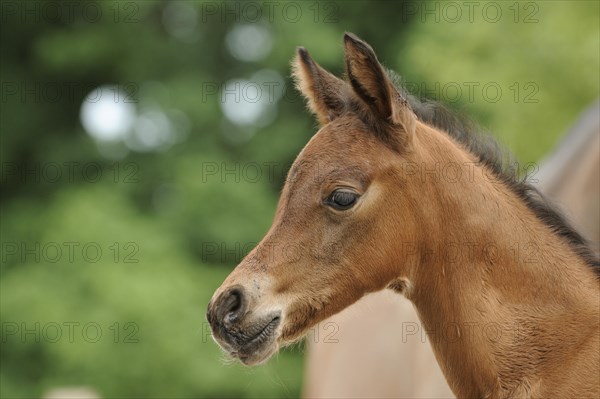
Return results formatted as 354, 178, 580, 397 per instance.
1, 1, 598, 398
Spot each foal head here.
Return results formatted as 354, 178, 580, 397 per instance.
207, 33, 425, 365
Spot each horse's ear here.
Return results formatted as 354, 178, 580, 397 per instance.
292, 47, 347, 126
343, 33, 415, 138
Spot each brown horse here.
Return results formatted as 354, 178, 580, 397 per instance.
207, 33, 600, 398
302, 99, 600, 399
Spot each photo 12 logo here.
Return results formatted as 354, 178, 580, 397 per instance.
404, 81, 540, 104
1, 321, 140, 344
400, 1, 540, 24
1, 242, 140, 264
198, 1, 340, 24
0, 1, 140, 24
1, 162, 139, 184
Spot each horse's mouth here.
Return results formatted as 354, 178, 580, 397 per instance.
218, 315, 282, 365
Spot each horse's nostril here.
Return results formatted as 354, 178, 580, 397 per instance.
219, 287, 246, 325
225, 290, 241, 313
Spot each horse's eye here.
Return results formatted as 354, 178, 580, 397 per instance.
325, 189, 359, 210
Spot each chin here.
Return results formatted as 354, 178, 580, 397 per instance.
211, 314, 283, 366
236, 340, 280, 365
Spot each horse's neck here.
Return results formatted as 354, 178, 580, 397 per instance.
402, 124, 599, 398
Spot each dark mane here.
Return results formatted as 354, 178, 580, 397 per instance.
389, 72, 600, 275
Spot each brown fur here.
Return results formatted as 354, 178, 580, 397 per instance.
208, 33, 600, 398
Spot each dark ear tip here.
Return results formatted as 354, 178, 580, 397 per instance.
343, 32, 372, 54
343, 32, 360, 43
343, 32, 366, 48
297, 47, 312, 65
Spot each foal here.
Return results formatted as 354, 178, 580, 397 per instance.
207, 33, 600, 398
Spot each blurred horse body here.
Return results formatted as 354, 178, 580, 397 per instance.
534, 100, 600, 250
303, 100, 600, 398
304, 290, 453, 398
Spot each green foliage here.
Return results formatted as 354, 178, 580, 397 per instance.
1, 1, 597, 398
1, 184, 301, 398
397, 0, 599, 162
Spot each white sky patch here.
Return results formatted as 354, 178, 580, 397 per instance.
220, 78, 266, 126
80, 86, 136, 142
219, 70, 283, 143
81, 84, 190, 156
225, 24, 272, 62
